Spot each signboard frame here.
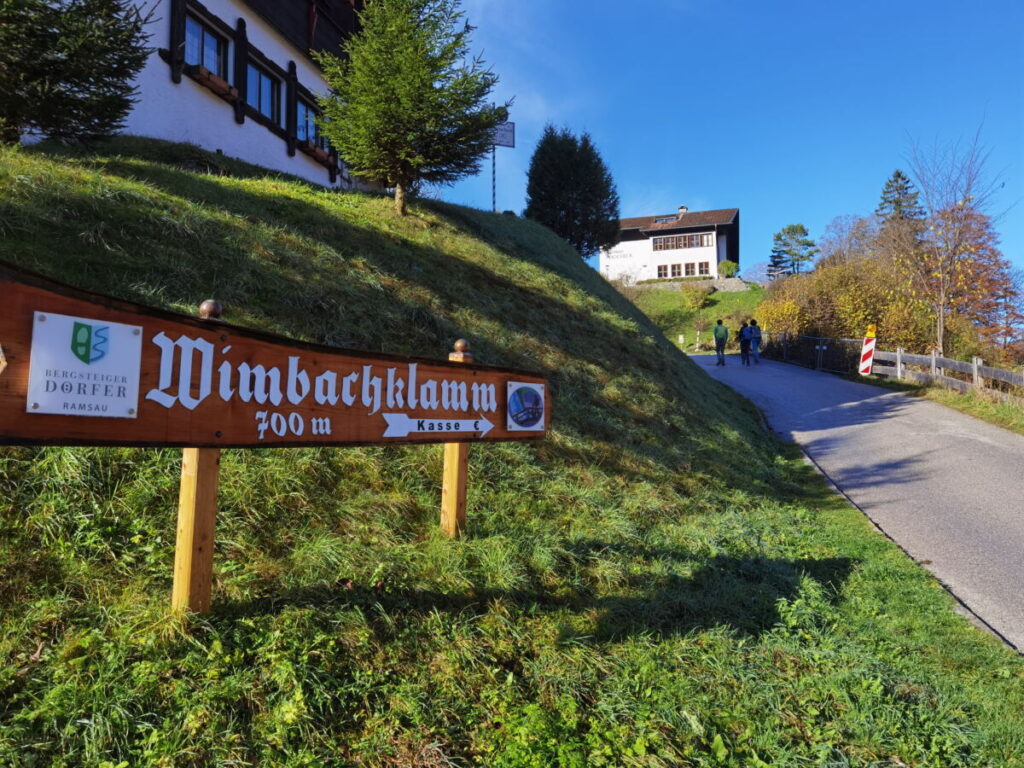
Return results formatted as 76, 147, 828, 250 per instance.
0, 260, 553, 608
493, 121, 515, 148
0, 262, 550, 450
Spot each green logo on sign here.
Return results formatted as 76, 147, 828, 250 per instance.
71, 322, 109, 365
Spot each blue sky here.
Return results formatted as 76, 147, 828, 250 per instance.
446, 0, 1024, 274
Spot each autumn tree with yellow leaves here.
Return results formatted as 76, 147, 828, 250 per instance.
756, 132, 1022, 363
900, 133, 1012, 355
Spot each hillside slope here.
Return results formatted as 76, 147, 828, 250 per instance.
1, 138, 1022, 767
634, 283, 765, 353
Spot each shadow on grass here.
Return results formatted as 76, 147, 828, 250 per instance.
4, 143, 782, 492
216, 549, 855, 641
593, 554, 853, 639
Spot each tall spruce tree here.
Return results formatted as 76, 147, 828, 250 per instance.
876, 170, 926, 223
0, 0, 151, 144
767, 243, 789, 281
771, 224, 818, 275
875, 169, 927, 258
316, 0, 508, 215
524, 125, 620, 258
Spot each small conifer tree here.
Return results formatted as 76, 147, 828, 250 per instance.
316, 0, 508, 215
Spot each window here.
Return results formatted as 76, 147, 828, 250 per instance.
185, 15, 228, 78
247, 63, 280, 123
657, 265, 668, 278
699, 262, 710, 275
297, 100, 328, 149
685, 263, 695, 277
654, 216, 676, 224
653, 232, 714, 251
671, 264, 682, 278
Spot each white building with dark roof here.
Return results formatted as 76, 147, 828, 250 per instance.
122, 0, 364, 188
599, 206, 740, 282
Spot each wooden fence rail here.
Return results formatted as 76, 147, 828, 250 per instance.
871, 348, 1024, 403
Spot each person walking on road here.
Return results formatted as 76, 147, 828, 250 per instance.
738, 321, 752, 366
749, 319, 762, 364
713, 319, 729, 366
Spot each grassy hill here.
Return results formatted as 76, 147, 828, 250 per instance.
634, 283, 765, 353
1, 138, 1022, 767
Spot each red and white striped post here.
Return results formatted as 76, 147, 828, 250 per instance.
858, 324, 877, 376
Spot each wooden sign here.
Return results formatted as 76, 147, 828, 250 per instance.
0, 262, 549, 448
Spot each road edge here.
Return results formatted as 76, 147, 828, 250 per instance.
788, 427, 1020, 654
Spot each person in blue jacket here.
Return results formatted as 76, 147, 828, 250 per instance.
749, 319, 762, 364
738, 321, 752, 366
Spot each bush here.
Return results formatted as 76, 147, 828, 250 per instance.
678, 283, 714, 312
759, 257, 932, 346
648, 306, 688, 328
719, 260, 739, 278
753, 299, 804, 335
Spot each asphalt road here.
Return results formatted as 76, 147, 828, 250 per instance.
693, 353, 1024, 651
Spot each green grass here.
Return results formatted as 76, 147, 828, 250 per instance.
635, 284, 765, 353
1, 137, 1023, 767
922, 388, 1024, 436
847, 373, 926, 394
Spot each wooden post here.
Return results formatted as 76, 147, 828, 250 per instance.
232, 19, 248, 124
172, 447, 221, 612
285, 62, 298, 157
930, 349, 938, 380
168, 0, 186, 84
896, 347, 903, 380
972, 356, 982, 389
171, 300, 223, 613
441, 339, 473, 538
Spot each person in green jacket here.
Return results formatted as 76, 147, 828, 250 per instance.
713, 319, 729, 366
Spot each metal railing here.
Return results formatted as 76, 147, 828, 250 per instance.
760, 333, 864, 375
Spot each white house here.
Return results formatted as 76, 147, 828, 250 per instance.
122, 0, 365, 188
599, 206, 740, 282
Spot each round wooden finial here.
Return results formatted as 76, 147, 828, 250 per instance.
453, 338, 470, 353
199, 299, 223, 320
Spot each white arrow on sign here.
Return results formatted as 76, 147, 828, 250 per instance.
382, 413, 494, 439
